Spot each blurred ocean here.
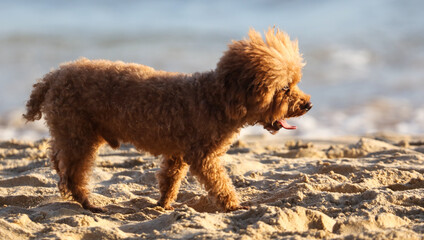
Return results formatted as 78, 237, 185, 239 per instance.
1, 0, 423, 140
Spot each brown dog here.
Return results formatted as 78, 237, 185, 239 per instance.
24, 28, 311, 212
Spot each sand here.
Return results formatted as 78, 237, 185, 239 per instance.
1, 134, 424, 239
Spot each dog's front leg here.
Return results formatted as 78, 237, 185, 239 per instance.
189, 156, 247, 212
156, 156, 188, 210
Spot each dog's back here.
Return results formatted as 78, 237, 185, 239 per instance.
25, 58, 209, 155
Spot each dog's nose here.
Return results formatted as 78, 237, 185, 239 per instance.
303, 102, 313, 111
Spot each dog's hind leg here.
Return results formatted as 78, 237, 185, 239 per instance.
156, 156, 188, 210
189, 156, 247, 211
49, 124, 104, 212
49, 140, 68, 197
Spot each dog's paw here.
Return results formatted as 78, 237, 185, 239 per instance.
226, 205, 249, 212
88, 206, 107, 213
163, 205, 174, 210
83, 202, 107, 213
157, 201, 175, 211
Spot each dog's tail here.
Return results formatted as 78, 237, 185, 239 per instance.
23, 71, 55, 122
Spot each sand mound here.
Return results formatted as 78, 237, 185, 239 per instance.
1, 135, 424, 239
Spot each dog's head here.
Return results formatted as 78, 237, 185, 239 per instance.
216, 28, 312, 134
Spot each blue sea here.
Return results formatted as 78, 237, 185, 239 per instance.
1, 0, 423, 140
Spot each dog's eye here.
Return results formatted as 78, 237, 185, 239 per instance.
282, 86, 290, 91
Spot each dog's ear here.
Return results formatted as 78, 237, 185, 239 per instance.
224, 93, 247, 120
246, 82, 276, 114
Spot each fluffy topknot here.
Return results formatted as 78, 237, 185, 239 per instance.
242, 28, 305, 84
252, 28, 303, 63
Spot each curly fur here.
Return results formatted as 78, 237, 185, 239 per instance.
24, 28, 311, 212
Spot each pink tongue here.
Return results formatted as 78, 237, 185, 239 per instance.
278, 120, 297, 130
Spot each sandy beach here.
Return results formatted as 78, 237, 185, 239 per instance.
0, 133, 423, 239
